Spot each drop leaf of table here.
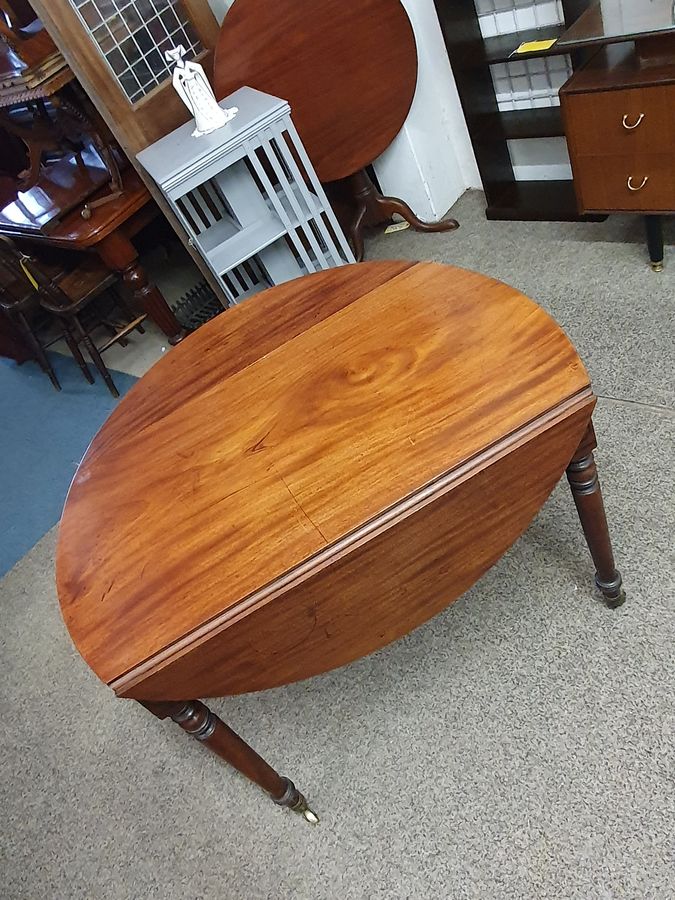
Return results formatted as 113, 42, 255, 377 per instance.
56, 261, 624, 823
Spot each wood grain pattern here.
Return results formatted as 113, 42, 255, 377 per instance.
561, 41, 675, 215
562, 85, 675, 157
56, 262, 591, 690
571, 152, 675, 213
213, 0, 418, 183
81, 261, 414, 451
118, 399, 593, 699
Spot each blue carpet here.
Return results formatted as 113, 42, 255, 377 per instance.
0, 352, 138, 576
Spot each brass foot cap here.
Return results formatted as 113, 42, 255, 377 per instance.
292, 794, 320, 824
651, 261, 664, 272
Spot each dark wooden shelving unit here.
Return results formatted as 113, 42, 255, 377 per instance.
433, 0, 604, 221
481, 24, 569, 64
499, 106, 565, 140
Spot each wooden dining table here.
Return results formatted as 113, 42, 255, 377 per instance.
0, 164, 184, 362
55, 261, 624, 823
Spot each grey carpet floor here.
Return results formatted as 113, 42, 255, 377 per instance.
2, 191, 674, 900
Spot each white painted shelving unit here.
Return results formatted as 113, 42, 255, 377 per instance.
137, 86, 354, 307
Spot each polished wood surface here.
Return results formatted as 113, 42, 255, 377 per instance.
560, 41, 675, 91
213, 0, 418, 184
143, 701, 291, 801
0, 167, 184, 342
57, 261, 592, 693
0, 165, 147, 246
0, 149, 110, 235
562, 84, 675, 155
567, 423, 624, 607
0, 4, 58, 70
120, 401, 593, 699
570, 152, 675, 213
561, 40, 675, 216
558, 0, 675, 50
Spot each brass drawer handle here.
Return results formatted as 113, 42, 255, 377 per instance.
627, 175, 649, 192
622, 113, 645, 130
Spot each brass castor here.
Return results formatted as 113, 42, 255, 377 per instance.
274, 777, 320, 824
291, 793, 320, 824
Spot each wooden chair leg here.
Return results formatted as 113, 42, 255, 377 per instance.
114, 290, 146, 334
566, 423, 625, 608
70, 314, 119, 398
140, 699, 319, 824
16, 310, 61, 391
61, 323, 94, 384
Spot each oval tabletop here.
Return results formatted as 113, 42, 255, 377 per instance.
213, 0, 418, 183
57, 262, 592, 696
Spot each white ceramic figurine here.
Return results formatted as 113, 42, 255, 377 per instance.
165, 45, 238, 137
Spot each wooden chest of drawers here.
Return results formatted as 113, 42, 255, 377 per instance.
561, 44, 675, 215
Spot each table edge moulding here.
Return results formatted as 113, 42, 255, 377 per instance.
55, 261, 625, 824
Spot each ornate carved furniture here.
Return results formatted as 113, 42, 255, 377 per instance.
0, 233, 146, 395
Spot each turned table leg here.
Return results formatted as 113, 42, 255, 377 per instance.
140, 699, 319, 823
566, 423, 625, 608
97, 231, 186, 345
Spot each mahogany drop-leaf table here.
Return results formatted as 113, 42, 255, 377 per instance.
56, 261, 624, 823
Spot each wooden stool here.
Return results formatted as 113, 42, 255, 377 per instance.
56, 262, 623, 823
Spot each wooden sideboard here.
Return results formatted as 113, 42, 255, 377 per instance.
557, 1, 675, 270
561, 40, 675, 270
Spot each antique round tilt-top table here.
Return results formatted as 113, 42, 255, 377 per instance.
56, 261, 624, 823
214, 0, 459, 260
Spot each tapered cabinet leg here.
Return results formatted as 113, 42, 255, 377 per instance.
645, 215, 664, 272
140, 699, 319, 824
566, 423, 625, 608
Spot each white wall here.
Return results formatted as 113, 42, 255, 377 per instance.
373, 0, 481, 220
208, 0, 480, 219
